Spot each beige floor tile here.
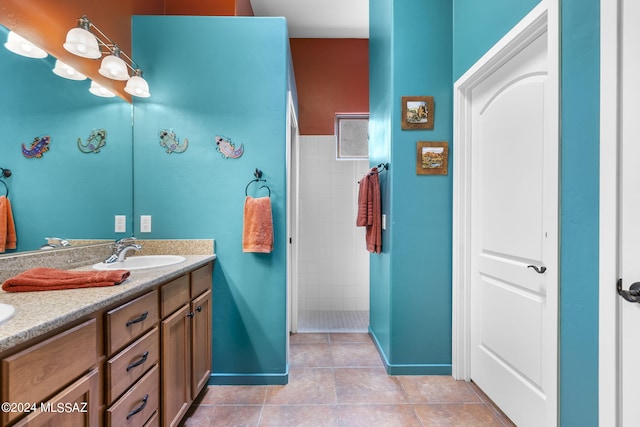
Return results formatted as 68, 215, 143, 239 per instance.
198, 385, 267, 405
338, 404, 422, 427
414, 403, 505, 426
289, 342, 333, 367
334, 367, 409, 405
182, 333, 514, 426
331, 342, 383, 367
329, 333, 372, 343
290, 332, 330, 344
265, 368, 337, 405
259, 405, 340, 426
399, 376, 481, 404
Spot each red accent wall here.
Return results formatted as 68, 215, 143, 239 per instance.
165, 0, 253, 16
290, 38, 369, 135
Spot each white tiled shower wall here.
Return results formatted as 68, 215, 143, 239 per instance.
298, 135, 371, 311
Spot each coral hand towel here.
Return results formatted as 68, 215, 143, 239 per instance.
2, 268, 130, 292
243, 196, 274, 253
0, 195, 17, 253
356, 168, 382, 254
356, 174, 370, 227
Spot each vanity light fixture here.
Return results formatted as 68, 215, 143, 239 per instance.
4, 31, 47, 59
98, 46, 129, 81
124, 69, 150, 98
64, 15, 150, 97
52, 59, 87, 81
63, 16, 100, 59
89, 80, 116, 98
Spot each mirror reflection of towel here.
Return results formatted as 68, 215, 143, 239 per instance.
0, 195, 16, 253
243, 196, 274, 253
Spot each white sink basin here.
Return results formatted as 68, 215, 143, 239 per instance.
92, 255, 186, 271
0, 303, 15, 325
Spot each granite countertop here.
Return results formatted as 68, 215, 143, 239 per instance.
0, 254, 216, 353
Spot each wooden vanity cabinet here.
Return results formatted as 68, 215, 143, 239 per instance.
160, 264, 212, 427
1, 319, 99, 427
0, 260, 213, 427
104, 290, 160, 427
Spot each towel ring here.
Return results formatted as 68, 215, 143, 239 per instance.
0, 180, 8, 197
245, 178, 270, 196
258, 185, 271, 197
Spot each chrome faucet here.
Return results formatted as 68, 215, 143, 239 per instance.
104, 237, 142, 263
40, 237, 70, 250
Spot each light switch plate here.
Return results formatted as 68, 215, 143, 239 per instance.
382, 214, 387, 230
140, 215, 152, 233
115, 215, 126, 233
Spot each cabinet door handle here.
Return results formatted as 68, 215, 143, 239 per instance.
187, 312, 195, 319
126, 311, 148, 327
126, 394, 148, 420
196, 306, 202, 312
126, 351, 149, 372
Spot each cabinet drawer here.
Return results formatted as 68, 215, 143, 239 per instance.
190, 263, 212, 298
106, 326, 160, 405
106, 364, 159, 427
1, 319, 97, 425
143, 410, 158, 427
12, 368, 100, 427
106, 290, 159, 356
160, 275, 189, 318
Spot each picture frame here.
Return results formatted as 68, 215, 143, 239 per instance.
416, 141, 448, 175
401, 96, 435, 130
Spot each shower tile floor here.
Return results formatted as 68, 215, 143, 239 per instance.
181, 333, 515, 426
298, 310, 369, 333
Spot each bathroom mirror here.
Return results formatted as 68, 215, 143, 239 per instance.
0, 25, 134, 254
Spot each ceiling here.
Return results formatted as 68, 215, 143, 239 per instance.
249, 0, 369, 38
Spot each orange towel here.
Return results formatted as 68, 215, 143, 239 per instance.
2, 268, 130, 292
242, 196, 274, 253
0, 195, 16, 252
356, 168, 382, 254
356, 174, 369, 227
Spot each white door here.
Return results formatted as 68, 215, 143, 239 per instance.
616, 0, 640, 424
469, 27, 558, 427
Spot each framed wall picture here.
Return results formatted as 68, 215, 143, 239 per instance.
416, 141, 448, 175
401, 96, 435, 130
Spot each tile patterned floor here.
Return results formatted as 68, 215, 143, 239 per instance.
297, 311, 370, 333
181, 333, 515, 426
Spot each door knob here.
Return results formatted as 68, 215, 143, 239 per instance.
527, 265, 547, 274
617, 279, 640, 303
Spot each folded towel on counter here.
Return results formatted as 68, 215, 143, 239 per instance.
0, 195, 16, 253
356, 168, 382, 254
1, 268, 130, 292
243, 196, 274, 253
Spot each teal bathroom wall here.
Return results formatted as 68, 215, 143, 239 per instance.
452, 0, 541, 80
558, 0, 600, 425
369, 0, 453, 375
0, 25, 133, 253
453, 0, 600, 425
131, 16, 292, 384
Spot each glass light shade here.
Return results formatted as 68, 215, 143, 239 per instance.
63, 27, 100, 59
4, 31, 47, 58
99, 54, 129, 81
52, 60, 87, 80
89, 80, 116, 98
124, 75, 151, 98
